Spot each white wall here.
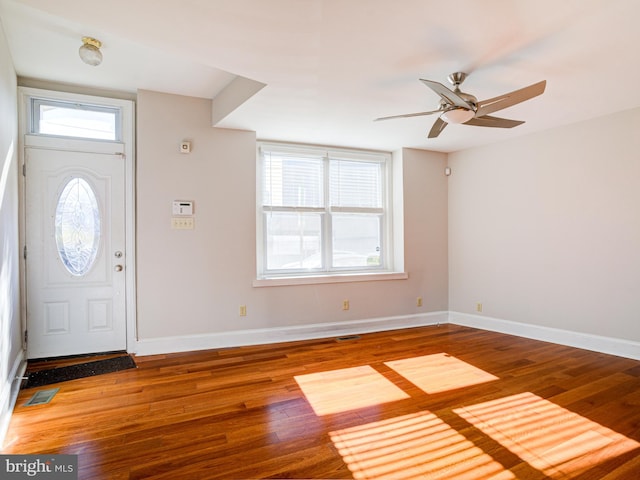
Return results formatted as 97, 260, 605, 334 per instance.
0, 19, 23, 446
449, 107, 640, 343
136, 90, 448, 350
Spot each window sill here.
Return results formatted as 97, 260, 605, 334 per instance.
253, 271, 409, 287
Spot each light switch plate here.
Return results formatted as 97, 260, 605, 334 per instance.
171, 217, 194, 229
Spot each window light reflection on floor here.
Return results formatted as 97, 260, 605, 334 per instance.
454, 392, 640, 479
385, 353, 499, 394
330, 410, 514, 480
294, 365, 409, 416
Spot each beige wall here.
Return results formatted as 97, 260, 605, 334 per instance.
136, 90, 449, 342
0, 19, 21, 444
402, 148, 449, 311
448, 107, 640, 342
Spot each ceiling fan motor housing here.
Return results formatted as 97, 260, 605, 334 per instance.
447, 72, 477, 110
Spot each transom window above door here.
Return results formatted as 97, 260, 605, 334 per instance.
30, 98, 122, 141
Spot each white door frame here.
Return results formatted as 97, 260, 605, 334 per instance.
18, 86, 137, 355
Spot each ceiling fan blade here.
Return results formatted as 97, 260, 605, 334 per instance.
419, 79, 470, 109
464, 115, 525, 128
428, 117, 448, 138
475, 80, 546, 117
374, 109, 442, 121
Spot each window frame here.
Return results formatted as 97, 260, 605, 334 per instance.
29, 97, 123, 142
256, 142, 396, 282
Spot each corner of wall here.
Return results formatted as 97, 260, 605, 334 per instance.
0, 17, 23, 448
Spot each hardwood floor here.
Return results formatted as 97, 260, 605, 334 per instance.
3, 324, 640, 479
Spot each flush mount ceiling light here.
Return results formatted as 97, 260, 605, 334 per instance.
79, 36, 103, 66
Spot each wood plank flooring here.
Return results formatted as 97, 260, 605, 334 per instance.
3, 324, 640, 479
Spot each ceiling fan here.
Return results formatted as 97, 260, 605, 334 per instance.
375, 72, 546, 138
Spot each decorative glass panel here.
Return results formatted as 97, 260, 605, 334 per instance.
55, 177, 101, 276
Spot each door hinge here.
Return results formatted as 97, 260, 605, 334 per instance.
22, 163, 26, 176
24, 330, 28, 346
23, 245, 27, 260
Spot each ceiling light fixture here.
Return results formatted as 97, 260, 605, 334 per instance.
440, 108, 475, 124
79, 36, 103, 66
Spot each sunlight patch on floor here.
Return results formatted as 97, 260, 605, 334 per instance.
330, 410, 515, 480
385, 353, 499, 394
454, 392, 640, 478
294, 365, 409, 416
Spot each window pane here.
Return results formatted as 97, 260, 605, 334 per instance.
330, 159, 382, 208
55, 177, 101, 276
263, 154, 324, 208
258, 143, 391, 278
332, 214, 381, 267
266, 212, 323, 270
34, 100, 119, 141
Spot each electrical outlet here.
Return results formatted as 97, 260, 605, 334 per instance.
239, 305, 247, 316
416, 296, 423, 307
476, 302, 483, 313
342, 300, 349, 311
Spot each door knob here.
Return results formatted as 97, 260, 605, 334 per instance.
114, 265, 123, 272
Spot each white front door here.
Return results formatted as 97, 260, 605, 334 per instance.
25, 147, 127, 358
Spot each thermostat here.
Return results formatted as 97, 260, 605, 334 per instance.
172, 200, 194, 216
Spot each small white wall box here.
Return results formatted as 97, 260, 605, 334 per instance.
172, 200, 194, 216
180, 141, 191, 153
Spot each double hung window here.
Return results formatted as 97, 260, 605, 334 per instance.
257, 143, 392, 279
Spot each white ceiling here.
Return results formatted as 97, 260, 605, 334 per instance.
1, 0, 639, 153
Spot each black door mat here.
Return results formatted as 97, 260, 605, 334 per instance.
25, 355, 136, 389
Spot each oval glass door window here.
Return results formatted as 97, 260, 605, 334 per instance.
55, 177, 101, 276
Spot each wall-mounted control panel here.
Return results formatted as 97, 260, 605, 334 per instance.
172, 200, 195, 230
172, 200, 194, 216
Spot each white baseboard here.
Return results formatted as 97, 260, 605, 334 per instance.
449, 311, 640, 361
0, 350, 27, 448
135, 310, 640, 361
135, 311, 448, 356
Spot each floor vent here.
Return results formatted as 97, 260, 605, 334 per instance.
336, 335, 361, 342
24, 388, 59, 407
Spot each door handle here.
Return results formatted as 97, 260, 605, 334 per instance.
114, 265, 124, 272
